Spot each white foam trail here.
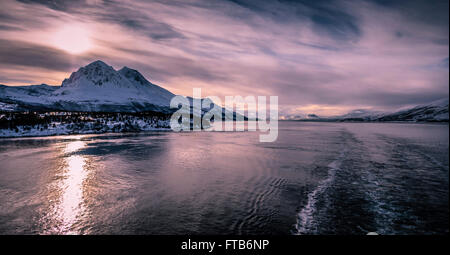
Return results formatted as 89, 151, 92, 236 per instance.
295, 151, 346, 235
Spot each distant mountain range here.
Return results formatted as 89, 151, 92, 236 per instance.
283, 98, 449, 122
1, 60, 448, 122
0, 60, 242, 121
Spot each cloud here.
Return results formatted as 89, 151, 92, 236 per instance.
88, 1, 186, 40
0, 0, 448, 115
109, 46, 230, 82
0, 24, 24, 31
0, 39, 75, 71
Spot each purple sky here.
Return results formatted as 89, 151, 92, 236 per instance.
0, 0, 448, 116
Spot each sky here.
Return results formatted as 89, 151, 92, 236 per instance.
0, 0, 448, 116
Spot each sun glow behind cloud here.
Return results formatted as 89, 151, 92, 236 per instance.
0, 0, 447, 116
51, 25, 93, 54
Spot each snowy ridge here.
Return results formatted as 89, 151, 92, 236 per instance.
332, 109, 386, 121
283, 98, 448, 122
0, 60, 175, 112
377, 98, 448, 122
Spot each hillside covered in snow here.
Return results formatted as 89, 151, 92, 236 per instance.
376, 99, 449, 122
283, 98, 449, 122
0, 60, 226, 137
0, 60, 176, 112
0, 111, 171, 138
1, 60, 448, 135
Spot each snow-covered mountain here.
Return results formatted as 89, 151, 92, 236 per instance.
0, 60, 176, 112
1, 60, 448, 122
281, 113, 320, 120
281, 99, 448, 122
332, 109, 386, 121
376, 98, 448, 122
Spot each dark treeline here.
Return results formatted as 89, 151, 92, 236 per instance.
0, 111, 171, 131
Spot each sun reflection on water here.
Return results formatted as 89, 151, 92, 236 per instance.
65, 140, 86, 154
47, 139, 89, 234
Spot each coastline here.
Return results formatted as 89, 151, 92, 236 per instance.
0, 127, 172, 139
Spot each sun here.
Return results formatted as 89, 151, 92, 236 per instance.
52, 25, 92, 54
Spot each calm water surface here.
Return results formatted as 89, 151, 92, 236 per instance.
0, 122, 448, 234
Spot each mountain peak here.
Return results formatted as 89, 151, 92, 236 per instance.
85, 60, 110, 69
119, 66, 152, 86
61, 60, 124, 87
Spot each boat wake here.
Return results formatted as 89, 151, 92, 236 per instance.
295, 150, 346, 235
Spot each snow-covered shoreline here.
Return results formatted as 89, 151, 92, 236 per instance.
0, 114, 172, 138
0, 125, 172, 138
